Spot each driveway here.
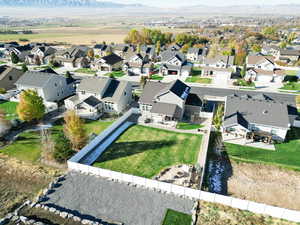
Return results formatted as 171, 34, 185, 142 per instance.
42, 172, 194, 225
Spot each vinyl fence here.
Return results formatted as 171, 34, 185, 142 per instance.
67, 161, 300, 223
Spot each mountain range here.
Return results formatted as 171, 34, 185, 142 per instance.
0, 0, 143, 8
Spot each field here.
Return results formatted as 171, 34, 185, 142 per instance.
197, 200, 299, 225
225, 128, 300, 171
162, 209, 192, 225
280, 82, 300, 91
0, 101, 18, 120
0, 154, 61, 217
227, 161, 300, 211
186, 76, 212, 84
0, 120, 113, 163
93, 125, 202, 178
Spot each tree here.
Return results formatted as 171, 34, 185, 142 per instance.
17, 89, 45, 122
40, 128, 55, 161
63, 110, 87, 151
213, 104, 224, 131
181, 44, 190, 54
53, 131, 74, 163
140, 76, 148, 88
65, 71, 72, 79
287, 32, 297, 44
207, 44, 219, 58
124, 29, 142, 45
21, 63, 28, 72
262, 26, 277, 37
11, 52, 19, 64
156, 40, 161, 55
0, 109, 11, 138
87, 49, 94, 59
0, 88, 6, 94
251, 44, 262, 53
279, 41, 287, 49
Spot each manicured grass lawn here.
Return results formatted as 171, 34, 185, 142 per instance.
233, 79, 255, 87
93, 125, 203, 178
0, 101, 18, 120
186, 76, 212, 84
280, 82, 300, 91
0, 120, 113, 163
162, 209, 192, 225
74, 68, 97, 74
225, 128, 300, 171
286, 70, 299, 76
176, 122, 204, 130
0, 61, 6, 64
150, 74, 164, 80
105, 71, 125, 78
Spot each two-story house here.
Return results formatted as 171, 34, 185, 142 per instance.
0, 66, 24, 91
139, 79, 190, 126
91, 53, 123, 72
65, 77, 132, 119
123, 53, 153, 76
202, 55, 234, 77
187, 47, 207, 63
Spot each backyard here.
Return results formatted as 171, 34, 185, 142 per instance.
186, 76, 212, 84
0, 120, 113, 163
162, 209, 192, 225
93, 125, 203, 178
176, 122, 204, 130
280, 82, 300, 91
0, 101, 18, 120
225, 128, 300, 171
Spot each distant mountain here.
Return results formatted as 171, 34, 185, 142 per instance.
0, 0, 143, 8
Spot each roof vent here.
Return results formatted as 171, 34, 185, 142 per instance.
263, 110, 268, 115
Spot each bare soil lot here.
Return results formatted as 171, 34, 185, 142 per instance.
227, 161, 300, 211
0, 154, 62, 217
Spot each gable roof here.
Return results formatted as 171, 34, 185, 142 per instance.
150, 102, 182, 119
156, 80, 191, 101
247, 55, 275, 65
77, 77, 110, 94
160, 50, 186, 63
101, 53, 123, 65
204, 55, 234, 65
83, 95, 102, 107
280, 49, 300, 56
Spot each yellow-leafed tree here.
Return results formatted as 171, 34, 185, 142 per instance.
17, 90, 45, 122
63, 110, 87, 151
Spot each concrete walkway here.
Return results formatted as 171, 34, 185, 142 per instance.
42, 172, 194, 225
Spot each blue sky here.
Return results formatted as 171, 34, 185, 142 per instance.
105, 0, 300, 7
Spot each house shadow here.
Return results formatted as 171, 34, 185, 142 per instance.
96, 140, 177, 163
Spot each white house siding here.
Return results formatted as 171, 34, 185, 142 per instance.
250, 123, 288, 141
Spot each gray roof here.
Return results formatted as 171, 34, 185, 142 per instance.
160, 50, 186, 63
102, 79, 129, 103
83, 95, 102, 107
224, 96, 290, 129
15, 71, 66, 88
150, 102, 182, 119
77, 77, 110, 94
204, 55, 234, 66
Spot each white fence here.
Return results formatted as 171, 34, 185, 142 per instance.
67, 161, 300, 223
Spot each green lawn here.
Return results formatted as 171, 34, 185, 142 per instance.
161, 209, 192, 225
233, 79, 255, 87
280, 82, 300, 91
150, 74, 164, 80
0, 61, 6, 65
225, 128, 300, 171
74, 68, 97, 74
0, 101, 18, 120
176, 122, 204, 130
105, 71, 125, 78
0, 120, 113, 163
94, 125, 202, 178
186, 76, 212, 84
286, 70, 299, 76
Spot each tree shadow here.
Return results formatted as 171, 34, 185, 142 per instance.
96, 140, 177, 163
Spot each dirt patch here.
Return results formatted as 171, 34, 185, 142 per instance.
0, 154, 63, 217
228, 161, 300, 211
197, 201, 298, 225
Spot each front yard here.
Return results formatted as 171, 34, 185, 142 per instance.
74, 68, 97, 74
93, 125, 202, 178
186, 76, 212, 84
0, 120, 113, 163
0, 101, 18, 120
225, 128, 300, 171
105, 71, 125, 78
150, 74, 164, 80
280, 82, 300, 91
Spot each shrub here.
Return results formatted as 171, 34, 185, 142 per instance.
0, 88, 6, 94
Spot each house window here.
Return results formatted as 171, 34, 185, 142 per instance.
228, 128, 236, 132
81, 91, 85, 95
271, 129, 277, 135
124, 91, 127, 96
54, 83, 57, 87
9, 76, 13, 81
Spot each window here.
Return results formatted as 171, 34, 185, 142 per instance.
271, 129, 277, 135
81, 91, 85, 95
124, 91, 127, 96
9, 76, 13, 81
54, 83, 57, 87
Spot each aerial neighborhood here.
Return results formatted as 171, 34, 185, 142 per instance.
1, 11, 300, 225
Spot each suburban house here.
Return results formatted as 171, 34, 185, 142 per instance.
201, 55, 234, 77
187, 47, 207, 63
261, 45, 280, 56
140, 45, 156, 60
159, 50, 192, 76
91, 53, 123, 72
276, 49, 300, 63
93, 44, 112, 57
113, 44, 135, 58
14, 71, 76, 111
222, 95, 291, 144
123, 53, 153, 76
139, 80, 191, 126
167, 43, 182, 51
245, 68, 286, 83
292, 37, 300, 45
55, 46, 89, 69
246, 55, 277, 70
65, 77, 132, 119
0, 66, 24, 91
29, 46, 57, 64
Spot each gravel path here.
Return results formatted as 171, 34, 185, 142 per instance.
43, 172, 194, 225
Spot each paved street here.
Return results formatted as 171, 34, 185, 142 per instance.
42, 172, 194, 225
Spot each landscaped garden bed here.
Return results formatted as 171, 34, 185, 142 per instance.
93, 125, 203, 178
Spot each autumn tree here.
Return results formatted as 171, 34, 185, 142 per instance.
0, 109, 11, 138
11, 52, 19, 64
87, 49, 95, 59
234, 42, 247, 66
63, 110, 87, 151
124, 29, 142, 45
251, 44, 262, 53
17, 89, 45, 122
156, 40, 161, 55
21, 64, 28, 72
